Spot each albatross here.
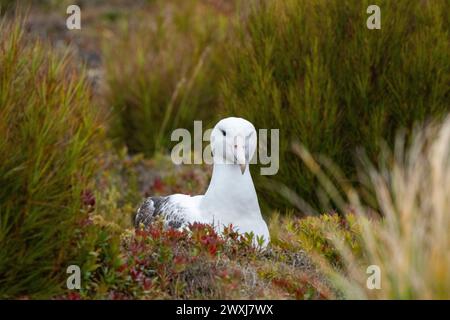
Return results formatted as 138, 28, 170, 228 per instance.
135, 117, 270, 246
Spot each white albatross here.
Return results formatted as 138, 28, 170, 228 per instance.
135, 117, 270, 246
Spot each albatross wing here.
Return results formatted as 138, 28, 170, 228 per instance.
135, 194, 203, 229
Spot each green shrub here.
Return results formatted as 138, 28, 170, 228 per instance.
70, 215, 125, 299
221, 0, 450, 211
103, 0, 230, 155
0, 18, 102, 298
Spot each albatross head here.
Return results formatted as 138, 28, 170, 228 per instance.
210, 117, 257, 174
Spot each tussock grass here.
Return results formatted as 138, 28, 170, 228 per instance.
0, 17, 102, 298
222, 0, 450, 211
296, 116, 450, 299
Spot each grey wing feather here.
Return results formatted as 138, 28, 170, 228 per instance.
135, 196, 186, 229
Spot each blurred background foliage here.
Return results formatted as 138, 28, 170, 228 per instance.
103, 0, 230, 155
221, 0, 450, 211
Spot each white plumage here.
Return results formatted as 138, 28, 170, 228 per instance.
135, 117, 270, 246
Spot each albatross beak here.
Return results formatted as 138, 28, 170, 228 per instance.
234, 136, 247, 175
240, 163, 246, 175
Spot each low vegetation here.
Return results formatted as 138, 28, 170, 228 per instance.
65, 215, 339, 300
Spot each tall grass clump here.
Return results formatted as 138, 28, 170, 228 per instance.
296, 116, 450, 299
222, 0, 450, 211
0, 18, 102, 298
104, 0, 231, 155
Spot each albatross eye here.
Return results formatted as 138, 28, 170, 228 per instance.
220, 129, 226, 137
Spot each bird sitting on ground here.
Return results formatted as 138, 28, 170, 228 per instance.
135, 117, 270, 246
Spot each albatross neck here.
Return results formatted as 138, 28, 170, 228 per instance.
202, 163, 261, 214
